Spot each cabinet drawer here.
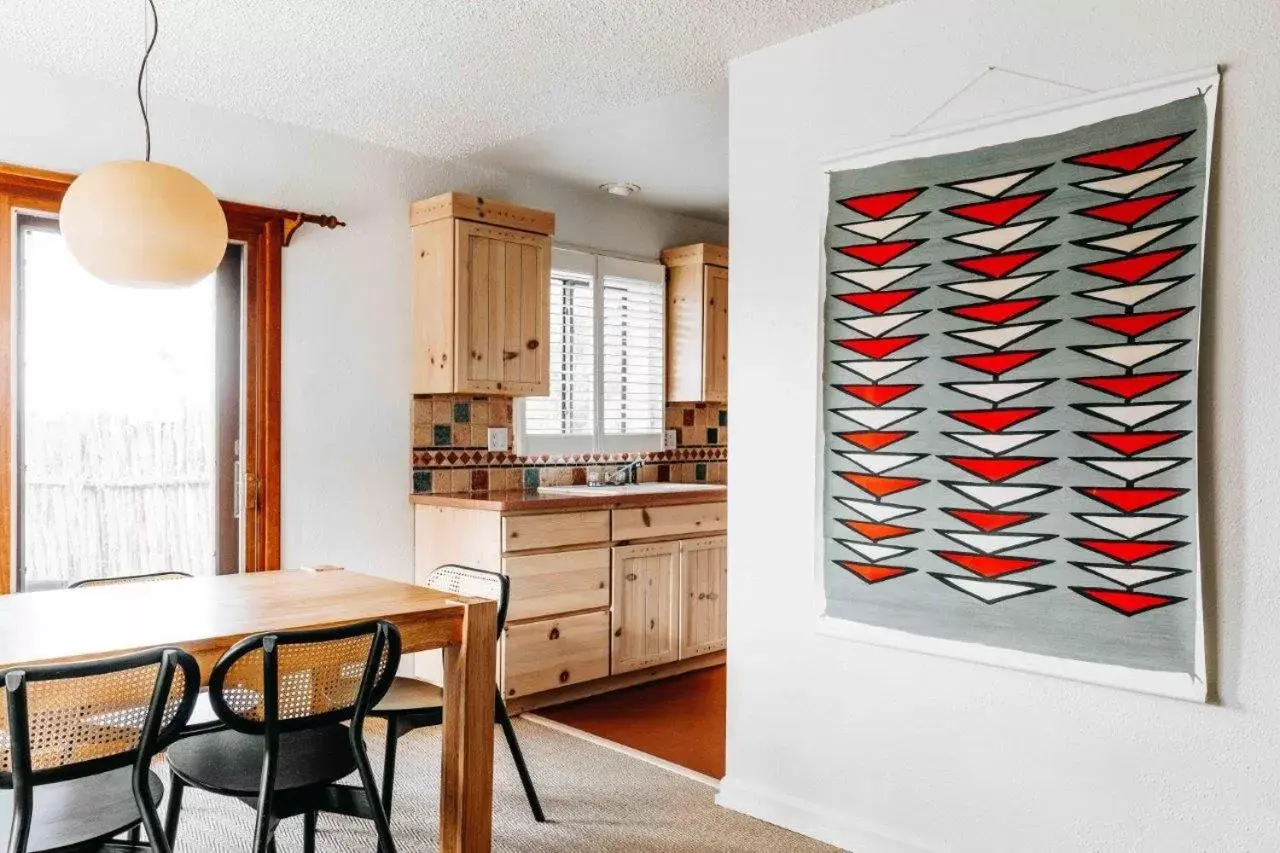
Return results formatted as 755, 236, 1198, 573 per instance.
503, 610, 610, 698
503, 548, 611, 622
612, 502, 726, 541
502, 510, 611, 552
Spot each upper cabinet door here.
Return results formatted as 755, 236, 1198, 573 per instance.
702, 265, 729, 403
454, 221, 550, 396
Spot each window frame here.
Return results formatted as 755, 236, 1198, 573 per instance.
516, 247, 665, 456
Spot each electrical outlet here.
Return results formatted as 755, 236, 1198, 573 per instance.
487, 427, 509, 452
663, 429, 678, 450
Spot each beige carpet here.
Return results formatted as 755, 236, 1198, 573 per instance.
163, 717, 836, 852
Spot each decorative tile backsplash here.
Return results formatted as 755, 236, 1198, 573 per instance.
411, 395, 727, 494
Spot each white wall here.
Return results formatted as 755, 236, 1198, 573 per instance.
723, 1, 1279, 851
0, 60, 726, 584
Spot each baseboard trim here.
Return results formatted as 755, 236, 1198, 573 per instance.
522, 712, 720, 789
715, 777, 936, 853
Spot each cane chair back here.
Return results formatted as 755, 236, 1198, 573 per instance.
423, 564, 510, 632
68, 571, 193, 589
208, 620, 401, 735
0, 647, 199, 785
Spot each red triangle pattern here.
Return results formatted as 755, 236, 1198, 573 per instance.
943, 508, 1037, 532
946, 297, 1051, 324
833, 288, 924, 314
836, 239, 927, 267
833, 335, 925, 359
1076, 192, 1185, 226
1073, 371, 1186, 400
948, 349, 1050, 376
943, 191, 1053, 226
942, 456, 1049, 482
836, 561, 916, 584
834, 384, 921, 406
1066, 133, 1190, 173
838, 188, 925, 219
943, 407, 1048, 433
1079, 431, 1187, 456
949, 248, 1050, 279
1078, 487, 1185, 513
837, 472, 927, 498
834, 430, 913, 451
1073, 587, 1184, 616
838, 520, 918, 541
1076, 247, 1190, 284
1080, 308, 1192, 337
1073, 538, 1183, 564
934, 551, 1048, 578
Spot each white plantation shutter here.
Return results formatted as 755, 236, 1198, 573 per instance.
517, 250, 665, 455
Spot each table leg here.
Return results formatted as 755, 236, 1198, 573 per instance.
440, 599, 497, 853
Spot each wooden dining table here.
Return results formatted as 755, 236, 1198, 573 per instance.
0, 569, 497, 853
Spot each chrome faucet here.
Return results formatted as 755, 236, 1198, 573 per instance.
608, 459, 645, 486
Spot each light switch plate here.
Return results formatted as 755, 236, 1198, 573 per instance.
663, 429, 678, 450
487, 427, 509, 452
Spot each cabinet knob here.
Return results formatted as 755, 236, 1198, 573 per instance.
548, 627, 560, 641
697, 593, 706, 600
649, 619, 656, 630
559, 670, 571, 684
614, 628, 623, 637
625, 572, 637, 582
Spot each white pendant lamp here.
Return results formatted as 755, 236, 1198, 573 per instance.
60, 0, 227, 287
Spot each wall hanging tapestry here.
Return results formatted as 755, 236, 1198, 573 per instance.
818, 68, 1218, 700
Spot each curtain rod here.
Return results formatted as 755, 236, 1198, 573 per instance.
281, 211, 346, 246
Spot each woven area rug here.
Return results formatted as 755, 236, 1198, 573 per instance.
163, 717, 836, 852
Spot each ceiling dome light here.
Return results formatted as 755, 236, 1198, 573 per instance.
60, 0, 227, 287
599, 182, 641, 197
61, 161, 228, 287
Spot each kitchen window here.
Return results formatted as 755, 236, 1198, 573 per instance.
518, 247, 665, 455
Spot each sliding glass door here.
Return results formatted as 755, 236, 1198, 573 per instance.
13, 215, 243, 589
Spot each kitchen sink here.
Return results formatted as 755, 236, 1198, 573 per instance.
537, 483, 722, 497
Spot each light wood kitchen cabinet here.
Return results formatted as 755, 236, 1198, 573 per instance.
661, 242, 728, 403
411, 192, 554, 396
679, 535, 727, 658
610, 541, 681, 674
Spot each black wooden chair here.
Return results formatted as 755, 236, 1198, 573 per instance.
0, 646, 200, 853
164, 619, 401, 853
372, 564, 546, 830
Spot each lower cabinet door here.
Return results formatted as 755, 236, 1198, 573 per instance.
502, 610, 610, 699
611, 541, 681, 674
679, 535, 727, 658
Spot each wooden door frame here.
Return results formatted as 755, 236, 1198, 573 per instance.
0, 163, 285, 592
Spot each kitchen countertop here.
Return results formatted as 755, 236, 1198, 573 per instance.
409, 486, 727, 512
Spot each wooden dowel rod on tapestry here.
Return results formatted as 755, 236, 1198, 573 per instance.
281, 212, 346, 247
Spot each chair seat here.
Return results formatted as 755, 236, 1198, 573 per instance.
372, 676, 444, 715
167, 725, 357, 796
0, 767, 161, 853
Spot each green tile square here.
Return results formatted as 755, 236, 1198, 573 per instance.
719, 409, 728, 427
523, 468, 541, 489
433, 424, 452, 446
412, 470, 432, 493
706, 428, 719, 445
695, 463, 707, 481
453, 402, 471, 423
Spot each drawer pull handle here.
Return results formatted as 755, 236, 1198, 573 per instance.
559, 670, 571, 684
548, 627, 560, 641
649, 619, 656, 630
641, 509, 652, 527
625, 572, 637, 582
614, 628, 623, 637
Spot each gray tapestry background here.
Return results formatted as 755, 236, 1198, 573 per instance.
822, 96, 1207, 674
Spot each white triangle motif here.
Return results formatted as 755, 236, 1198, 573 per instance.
943, 273, 1049, 301
832, 358, 921, 382
1081, 221, 1189, 255
1080, 341, 1184, 368
1076, 563, 1185, 588
949, 483, 1053, 509
949, 219, 1052, 252
835, 311, 927, 338
949, 322, 1052, 351
832, 266, 925, 291
936, 575, 1046, 603
833, 451, 924, 475
1077, 513, 1182, 539
1078, 403, 1183, 428
943, 531, 1050, 555
1075, 161, 1190, 197
1078, 457, 1185, 483
949, 380, 1050, 404
1078, 278, 1186, 308
830, 408, 922, 430
945, 431, 1052, 455
947, 169, 1041, 199
837, 213, 926, 241
833, 497, 919, 523
835, 540, 911, 563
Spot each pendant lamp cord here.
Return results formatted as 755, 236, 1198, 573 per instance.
137, 0, 158, 162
